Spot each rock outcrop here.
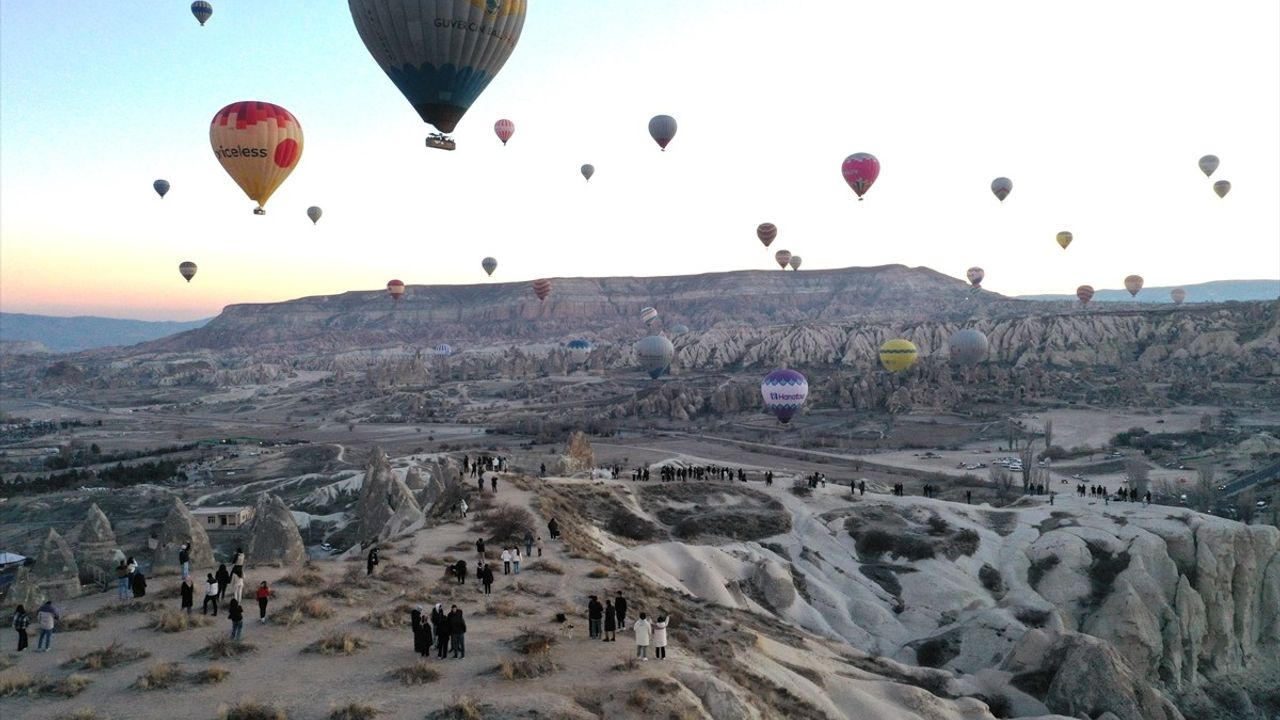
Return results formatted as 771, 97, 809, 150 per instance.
75, 503, 123, 575
558, 430, 596, 474
8, 528, 80, 605
152, 496, 214, 573
245, 494, 306, 566
356, 447, 422, 540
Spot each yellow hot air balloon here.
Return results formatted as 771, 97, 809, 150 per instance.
210, 101, 304, 215
1056, 231, 1073, 250
879, 339, 918, 373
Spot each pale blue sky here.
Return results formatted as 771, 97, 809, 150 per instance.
2, 1, 1277, 320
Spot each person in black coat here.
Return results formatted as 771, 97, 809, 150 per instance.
587, 595, 604, 639
180, 578, 194, 615
603, 599, 617, 641
480, 563, 494, 595
215, 564, 231, 599
454, 559, 468, 585
447, 606, 466, 658
366, 545, 379, 576
430, 604, 448, 658
614, 592, 628, 628
547, 518, 560, 539
130, 570, 147, 599
411, 606, 433, 656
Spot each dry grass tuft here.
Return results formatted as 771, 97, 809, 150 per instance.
427, 695, 486, 720
54, 708, 103, 720
219, 699, 288, 720
509, 628, 556, 655
0, 654, 13, 671
328, 703, 380, 720
196, 636, 258, 660
60, 614, 99, 632
527, 560, 564, 575
374, 564, 418, 586
497, 654, 557, 681
193, 665, 231, 684
479, 597, 526, 618
586, 567, 610, 579
612, 657, 641, 672
364, 603, 413, 629
62, 641, 150, 671
0, 672, 93, 698
388, 661, 441, 686
133, 662, 185, 690
280, 564, 325, 587
504, 581, 554, 598
281, 594, 335, 626
305, 631, 369, 656
149, 608, 214, 633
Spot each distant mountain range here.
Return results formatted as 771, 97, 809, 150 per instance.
0, 313, 210, 353
1018, 279, 1279, 304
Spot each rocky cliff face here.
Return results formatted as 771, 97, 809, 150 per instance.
245, 493, 306, 566
152, 497, 214, 573
8, 528, 80, 605
75, 503, 123, 575
356, 447, 422, 541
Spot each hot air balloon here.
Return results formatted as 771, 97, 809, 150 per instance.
774, 250, 792, 269
532, 278, 552, 301
387, 279, 405, 301
991, 177, 1012, 203
1198, 155, 1219, 177
1076, 285, 1095, 306
581, 164, 594, 182
178, 262, 197, 283
567, 339, 592, 366
841, 153, 880, 200
757, 223, 777, 248
210, 101, 303, 215
788, 255, 802, 271
635, 335, 674, 379
307, 206, 323, 225
1124, 275, 1144, 297
1171, 288, 1187, 305
153, 179, 170, 199
878, 339, 918, 373
434, 343, 453, 356
966, 267, 985, 288
648, 115, 677, 151
1213, 180, 1231, 198
481, 257, 497, 276
668, 323, 689, 336
348, 0, 527, 140
494, 119, 515, 145
761, 369, 809, 424
1056, 231, 1073, 250
191, 1, 212, 26
948, 329, 989, 366
640, 307, 659, 326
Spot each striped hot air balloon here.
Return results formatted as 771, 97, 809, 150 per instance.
494, 119, 515, 145
757, 223, 777, 248
153, 179, 170, 199
648, 115, 677, 150
774, 250, 792, 269
788, 255, 802, 271
761, 369, 808, 424
878, 339, 918, 373
948, 329, 989, 366
209, 101, 303, 215
191, 1, 213, 26
434, 343, 453, 356
1198, 155, 1219, 177
532, 278, 552, 301
1056, 231, 1073, 250
966, 267, 985, 288
482, 257, 497, 276
991, 177, 1012, 202
1076, 285, 1095, 306
387, 279, 405, 301
640, 307, 659, 326
179, 262, 197, 283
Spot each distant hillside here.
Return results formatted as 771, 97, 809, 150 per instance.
1019, 279, 1279, 304
0, 313, 210, 353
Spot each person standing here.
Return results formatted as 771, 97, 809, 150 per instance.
491, 475, 498, 494
448, 606, 466, 659
431, 604, 449, 659
587, 596, 604, 639
411, 605, 433, 657
477, 474, 485, 494
255, 581, 270, 623
35, 600, 59, 652
458, 499, 469, 518
481, 562, 494, 595
501, 548, 512, 575
512, 546, 522, 574
115, 561, 130, 601
602, 600, 616, 642
229, 569, 245, 603
227, 599, 244, 640
366, 545, 379, 576
203, 573, 220, 616
180, 577, 194, 616
535, 535, 543, 557
130, 568, 147, 599
652, 614, 669, 660
633, 613, 652, 661
523, 530, 534, 557
454, 559, 468, 585
476, 537, 486, 559
178, 543, 191, 580
11, 605, 29, 652
231, 547, 245, 578
548, 518, 559, 540
216, 564, 231, 600
614, 592, 628, 629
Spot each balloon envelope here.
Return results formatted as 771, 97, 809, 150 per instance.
580, 164, 594, 181
966, 267, 984, 287
434, 343, 453, 356
1056, 231, 1073, 250
210, 101, 303, 214
774, 250, 792, 269
153, 179, 170, 198
191, 1, 212, 26
1171, 288, 1187, 305
1198, 155, 1219, 177
348, 0, 528, 134
307, 206, 322, 224
482, 257, 497, 276
1076, 285, 1095, 305
494, 119, 514, 145
635, 335, 675, 379
757, 223, 777, 247
648, 115, 677, 150
668, 323, 689, 336
948, 329, 989, 366
1124, 275, 1144, 297
761, 369, 808, 424
387, 279, 405, 300
788, 255, 802, 271
879, 339, 918, 373
178, 261, 197, 282
640, 307, 659, 325
841, 153, 880, 199
567, 339, 592, 366
991, 177, 1012, 202
532, 278, 552, 301
1213, 180, 1231, 198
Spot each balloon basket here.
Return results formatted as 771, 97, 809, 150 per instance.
253, 207, 265, 216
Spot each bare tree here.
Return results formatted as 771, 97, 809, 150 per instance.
990, 466, 1015, 503
1043, 419, 1054, 451
1019, 443, 1037, 493
1237, 488, 1256, 524
1193, 465, 1218, 513
1125, 458, 1151, 498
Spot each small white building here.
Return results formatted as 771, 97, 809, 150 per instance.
191, 506, 253, 530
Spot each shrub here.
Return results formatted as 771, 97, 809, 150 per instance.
329, 703, 380, 720
364, 604, 413, 629
509, 628, 556, 655
0, 673, 93, 699
282, 595, 335, 624
388, 661, 441, 686
891, 534, 938, 561
133, 662, 185, 690
913, 634, 960, 668
219, 699, 287, 720
481, 504, 536, 544
150, 608, 214, 633
789, 478, 813, 497
60, 614, 98, 632
853, 528, 895, 559
194, 666, 231, 684
945, 528, 981, 559
586, 567, 609, 579
527, 560, 564, 575
605, 508, 660, 541
1085, 542, 1131, 604
926, 515, 951, 536
978, 564, 1004, 594
305, 632, 369, 656
196, 636, 257, 660
1027, 555, 1060, 589
1015, 608, 1051, 628
480, 597, 523, 618
497, 654, 557, 680
427, 696, 485, 720
280, 565, 324, 587
63, 641, 150, 671
54, 709, 103, 720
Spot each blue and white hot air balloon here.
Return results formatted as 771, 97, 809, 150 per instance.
567, 339, 592, 366
434, 343, 453, 356
190, 1, 213, 26
635, 335, 674, 380
761, 369, 808, 424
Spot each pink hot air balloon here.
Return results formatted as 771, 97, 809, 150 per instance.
966, 267, 985, 288
841, 152, 880, 200
494, 119, 515, 146
386, 279, 405, 302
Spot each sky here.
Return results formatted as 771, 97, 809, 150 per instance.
1, 1, 1277, 321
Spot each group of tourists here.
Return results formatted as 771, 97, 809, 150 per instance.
656, 465, 747, 483
585, 592, 670, 660
410, 604, 468, 659
9, 600, 59, 652
463, 454, 506, 478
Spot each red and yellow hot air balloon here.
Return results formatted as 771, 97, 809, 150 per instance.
532, 278, 552, 301
757, 223, 777, 248
774, 250, 792, 269
966, 267, 985, 288
494, 119, 515, 145
387, 279, 405, 301
1076, 285, 1095, 306
210, 101, 303, 215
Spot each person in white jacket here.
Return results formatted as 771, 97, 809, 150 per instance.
229, 569, 245, 602
501, 548, 512, 575
651, 613, 669, 660
633, 613, 652, 660
512, 547, 522, 574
